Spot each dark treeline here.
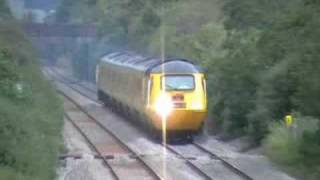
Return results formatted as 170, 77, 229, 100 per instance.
56, 0, 320, 178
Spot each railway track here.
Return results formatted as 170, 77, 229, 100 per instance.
47, 67, 255, 180
192, 143, 254, 180
163, 144, 213, 180
62, 92, 162, 180
64, 112, 120, 180
50, 67, 97, 93
46, 68, 162, 179
44, 68, 99, 103
165, 143, 254, 180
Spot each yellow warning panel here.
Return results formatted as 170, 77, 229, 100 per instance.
285, 114, 293, 127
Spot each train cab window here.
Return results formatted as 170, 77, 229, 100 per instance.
147, 77, 153, 105
162, 75, 195, 91
202, 77, 207, 96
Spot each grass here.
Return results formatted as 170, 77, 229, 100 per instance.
263, 113, 320, 180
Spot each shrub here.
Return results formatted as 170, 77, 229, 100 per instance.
264, 113, 320, 179
0, 54, 63, 180
0, 8, 63, 179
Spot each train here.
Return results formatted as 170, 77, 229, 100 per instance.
96, 52, 207, 139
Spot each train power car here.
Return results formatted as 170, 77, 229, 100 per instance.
96, 52, 207, 138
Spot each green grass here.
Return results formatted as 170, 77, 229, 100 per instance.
263, 113, 320, 180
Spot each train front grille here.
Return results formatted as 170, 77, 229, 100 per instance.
172, 94, 186, 109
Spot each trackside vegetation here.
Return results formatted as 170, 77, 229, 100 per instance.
0, 2, 63, 180
56, 0, 320, 178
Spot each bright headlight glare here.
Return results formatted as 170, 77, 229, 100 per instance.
154, 94, 173, 118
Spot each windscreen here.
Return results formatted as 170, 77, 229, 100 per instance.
163, 75, 195, 91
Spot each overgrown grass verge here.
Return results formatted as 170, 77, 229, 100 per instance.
264, 113, 320, 180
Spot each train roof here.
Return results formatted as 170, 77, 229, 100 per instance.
100, 52, 203, 74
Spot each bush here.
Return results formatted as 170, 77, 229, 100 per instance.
0, 54, 63, 180
0, 8, 63, 179
264, 113, 320, 179
300, 130, 320, 170
0, 167, 25, 180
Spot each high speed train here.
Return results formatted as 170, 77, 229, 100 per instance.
96, 52, 207, 138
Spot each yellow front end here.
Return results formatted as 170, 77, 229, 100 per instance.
146, 73, 207, 132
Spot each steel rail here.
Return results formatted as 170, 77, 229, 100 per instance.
47, 69, 162, 180
51, 69, 81, 84
64, 112, 120, 180
164, 144, 213, 180
50, 67, 97, 93
192, 143, 254, 180
45, 68, 100, 104
59, 90, 163, 180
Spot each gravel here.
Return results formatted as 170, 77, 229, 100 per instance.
57, 120, 115, 180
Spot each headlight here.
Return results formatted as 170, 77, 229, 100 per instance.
191, 101, 203, 110
154, 94, 173, 118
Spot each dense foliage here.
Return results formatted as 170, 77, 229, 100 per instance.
0, 0, 9, 16
56, 0, 320, 178
0, 2, 63, 179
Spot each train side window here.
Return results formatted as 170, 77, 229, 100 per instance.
147, 77, 153, 106
202, 77, 207, 97
95, 64, 100, 84
150, 78, 153, 93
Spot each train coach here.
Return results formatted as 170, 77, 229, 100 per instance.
96, 52, 207, 138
